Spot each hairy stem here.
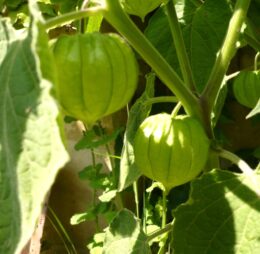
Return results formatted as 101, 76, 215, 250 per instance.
165, 0, 196, 92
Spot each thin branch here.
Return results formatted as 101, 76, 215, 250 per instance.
146, 223, 174, 243
44, 7, 104, 30
201, 0, 252, 118
217, 148, 260, 196
165, 0, 196, 92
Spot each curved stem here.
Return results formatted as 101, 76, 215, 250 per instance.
171, 102, 182, 118
217, 148, 260, 196
44, 7, 104, 30
201, 0, 251, 119
103, 0, 201, 119
254, 52, 260, 71
165, 0, 196, 92
143, 96, 178, 106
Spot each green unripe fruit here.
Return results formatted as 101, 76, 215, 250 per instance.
120, 0, 163, 20
134, 114, 210, 190
233, 70, 260, 108
53, 32, 138, 126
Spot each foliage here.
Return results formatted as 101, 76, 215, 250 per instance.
0, 0, 260, 253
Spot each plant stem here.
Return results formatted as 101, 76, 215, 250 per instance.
165, 0, 196, 92
133, 181, 140, 218
48, 206, 77, 254
254, 52, 260, 70
91, 149, 100, 232
171, 102, 182, 118
158, 190, 168, 254
103, 0, 201, 118
146, 223, 173, 243
201, 0, 252, 118
190, 0, 204, 7
44, 7, 104, 30
217, 148, 260, 196
143, 96, 178, 106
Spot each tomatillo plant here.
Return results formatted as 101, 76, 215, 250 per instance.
1, 0, 260, 254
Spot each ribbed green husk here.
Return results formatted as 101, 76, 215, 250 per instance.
233, 70, 260, 109
134, 113, 210, 190
53, 32, 138, 126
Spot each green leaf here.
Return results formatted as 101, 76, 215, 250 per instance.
0, 19, 16, 65
49, 0, 80, 13
103, 209, 151, 254
4, 0, 23, 9
86, 14, 103, 33
145, 0, 232, 92
71, 202, 110, 225
247, 98, 260, 118
118, 73, 155, 191
78, 164, 103, 180
0, 2, 69, 253
37, 2, 57, 17
87, 232, 106, 254
99, 189, 117, 202
75, 127, 123, 150
172, 169, 260, 254
253, 147, 260, 159
247, 0, 260, 43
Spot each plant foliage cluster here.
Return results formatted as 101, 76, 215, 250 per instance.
0, 0, 260, 253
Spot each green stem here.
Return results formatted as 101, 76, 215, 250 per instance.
48, 206, 77, 254
143, 96, 178, 106
91, 149, 100, 232
190, 0, 204, 7
254, 52, 260, 71
133, 181, 140, 218
171, 102, 182, 118
44, 7, 104, 30
103, 0, 201, 118
146, 223, 174, 243
217, 148, 260, 196
165, 0, 196, 92
96, 122, 124, 211
158, 190, 168, 254
201, 0, 251, 119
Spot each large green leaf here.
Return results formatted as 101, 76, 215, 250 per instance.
0, 19, 16, 65
145, 0, 232, 92
0, 2, 69, 253
172, 169, 260, 253
103, 209, 151, 254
